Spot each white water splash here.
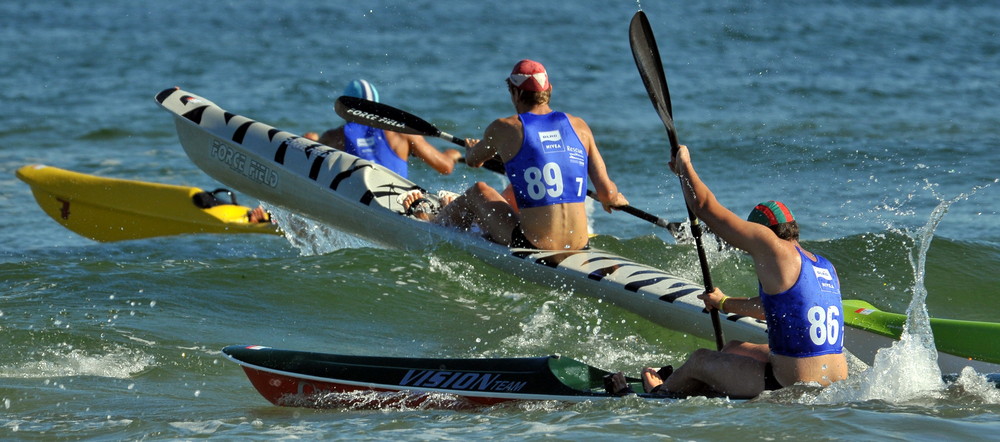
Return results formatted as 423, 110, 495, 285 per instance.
266, 205, 376, 256
953, 367, 1000, 403
815, 183, 994, 403
0, 347, 154, 379
496, 298, 679, 371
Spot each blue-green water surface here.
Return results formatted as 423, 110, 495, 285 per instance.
1, 1, 999, 439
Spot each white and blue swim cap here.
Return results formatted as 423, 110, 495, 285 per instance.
342, 79, 379, 102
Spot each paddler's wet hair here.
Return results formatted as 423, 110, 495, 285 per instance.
507, 80, 551, 106
769, 221, 799, 241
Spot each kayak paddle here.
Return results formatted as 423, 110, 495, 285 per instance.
630, 10, 724, 351
334, 96, 678, 230
335, 96, 506, 174
335, 96, 469, 147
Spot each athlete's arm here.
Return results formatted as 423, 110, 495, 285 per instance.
671, 145, 801, 294
466, 118, 518, 167
572, 116, 627, 213
700, 288, 766, 321
400, 133, 461, 175
670, 145, 778, 255
318, 126, 346, 151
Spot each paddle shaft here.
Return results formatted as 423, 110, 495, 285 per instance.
630, 10, 724, 351
336, 96, 678, 231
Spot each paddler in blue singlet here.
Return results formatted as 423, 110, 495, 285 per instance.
429, 59, 629, 250
316, 79, 462, 178
609, 148, 848, 398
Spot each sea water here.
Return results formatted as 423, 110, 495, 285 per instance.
2, 0, 999, 439
815, 189, 990, 404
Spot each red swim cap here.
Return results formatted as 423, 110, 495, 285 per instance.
508, 59, 551, 91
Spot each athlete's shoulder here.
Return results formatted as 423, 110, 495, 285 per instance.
486, 115, 523, 137
559, 112, 594, 145
495, 114, 522, 127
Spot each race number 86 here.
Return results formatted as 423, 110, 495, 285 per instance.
807, 305, 841, 346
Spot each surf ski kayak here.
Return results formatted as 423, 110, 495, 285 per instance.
844, 299, 1000, 371
222, 344, 680, 408
223, 344, 1000, 409
16, 164, 279, 242
156, 87, 1000, 375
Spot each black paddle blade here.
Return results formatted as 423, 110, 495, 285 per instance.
629, 11, 680, 155
334, 96, 438, 137
631, 11, 722, 350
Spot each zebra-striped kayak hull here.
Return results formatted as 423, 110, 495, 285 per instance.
156, 87, 1000, 375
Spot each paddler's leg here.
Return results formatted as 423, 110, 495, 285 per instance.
436, 182, 519, 245
433, 193, 475, 229
663, 348, 767, 399
721, 341, 770, 363
501, 184, 520, 214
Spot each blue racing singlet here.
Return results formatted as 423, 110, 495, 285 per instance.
342, 122, 408, 178
760, 248, 844, 358
505, 112, 588, 209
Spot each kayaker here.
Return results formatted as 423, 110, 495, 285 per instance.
316, 79, 462, 178
609, 145, 848, 398
427, 59, 628, 250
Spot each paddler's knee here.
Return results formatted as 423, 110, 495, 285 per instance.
501, 184, 519, 213
688, 348, 716, 361
468, 181, 491, 196
469, 182, 505, 201
721, 340, 746, 352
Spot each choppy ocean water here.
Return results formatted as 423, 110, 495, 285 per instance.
2, 0, 999, 439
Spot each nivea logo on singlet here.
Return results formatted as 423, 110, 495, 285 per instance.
354, 137, 376, 155
812, 265, 837, 292
538, 130, 565, 153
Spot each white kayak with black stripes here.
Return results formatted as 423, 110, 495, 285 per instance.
155, 86, 774, 348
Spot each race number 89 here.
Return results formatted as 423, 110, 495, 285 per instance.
807, 305, 841, 346
524, 163, 564, 200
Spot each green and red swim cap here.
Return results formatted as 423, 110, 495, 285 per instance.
747, 201, 796, 226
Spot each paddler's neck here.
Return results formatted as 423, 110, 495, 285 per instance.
515, 102, 552, 115
510, 88, 552, 115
